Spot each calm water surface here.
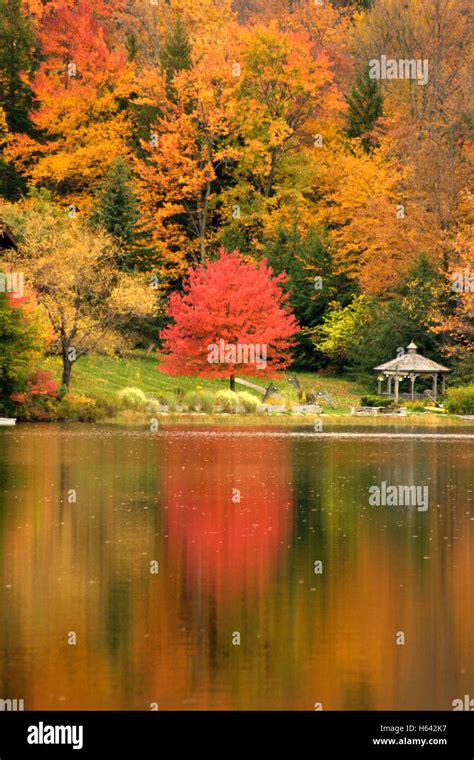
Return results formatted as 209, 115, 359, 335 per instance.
0, 423, 473, 710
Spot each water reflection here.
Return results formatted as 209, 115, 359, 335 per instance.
0, 424, 472, 710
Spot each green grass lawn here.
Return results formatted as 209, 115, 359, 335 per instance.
42, 350, 366, 412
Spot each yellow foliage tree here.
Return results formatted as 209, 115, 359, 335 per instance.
0, 195, 156, 386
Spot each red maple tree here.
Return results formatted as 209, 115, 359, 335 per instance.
159, 248, 298, 389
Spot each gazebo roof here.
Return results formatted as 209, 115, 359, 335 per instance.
374, 341, 450, 374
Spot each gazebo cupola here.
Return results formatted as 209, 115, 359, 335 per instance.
374, 341, 450, 402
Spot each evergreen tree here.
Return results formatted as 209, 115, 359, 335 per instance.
125, 31, 140, 63
91, 158, 155, 272
0, 0, 37, 134
160, 16, 192, 99
0, 158, 25, 199
263, 225, 355, 370
347, 254, 447, 375
346, 66, 383, 150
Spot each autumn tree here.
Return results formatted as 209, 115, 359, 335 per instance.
353, 0, 473, 268
160, 248, 297, 389
121, 0, 233, 69
1, 193, 156, 387
138, 34, 239, 275
308, 294, 373, 371
219, 23, 343, 255
311, 134, 441, 294
433, 236, 474, 367
6, 0, 135, 210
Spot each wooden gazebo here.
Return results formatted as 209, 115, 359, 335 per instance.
374, 341, 450, 402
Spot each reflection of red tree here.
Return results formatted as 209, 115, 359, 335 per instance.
164, 431, 293, 600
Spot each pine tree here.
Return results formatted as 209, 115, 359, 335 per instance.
346, 66, 383, 151
160, 16, 192, 99
91, 158, 155, 272
263, 225, 355, 370
125, 31, 140, 63
0, 0, 37, 134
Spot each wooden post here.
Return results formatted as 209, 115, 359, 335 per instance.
387, 376, 392, 398
394, 376, 400, 403
410, 374, 416, 401
432, 373, 438, 401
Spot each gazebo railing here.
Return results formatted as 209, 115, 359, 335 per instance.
378, 390, 445, 400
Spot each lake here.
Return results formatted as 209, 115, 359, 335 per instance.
0, 423, 473, 710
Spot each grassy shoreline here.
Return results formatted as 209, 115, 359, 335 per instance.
106, 409, 473, 427
31, 351, 471, 427
41, 351, 365, 409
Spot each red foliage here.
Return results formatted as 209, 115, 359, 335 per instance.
26, 370, 59, 397
159, 248, 298, 380
7, 292, 25, 308
164, 434, 293, 600
9, 392, 27, 404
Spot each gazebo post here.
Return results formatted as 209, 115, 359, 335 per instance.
441, 375, 446, 396
432, 373, 438, 401
410, 374, 416, 401
394, 376, 400, 403
387, 376, 392, 398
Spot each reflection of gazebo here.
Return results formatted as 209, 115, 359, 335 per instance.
374, 342, 450, 402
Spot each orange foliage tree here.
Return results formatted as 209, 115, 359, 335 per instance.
6, 0, 135, 211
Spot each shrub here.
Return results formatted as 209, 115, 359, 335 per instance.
0, 287, 45, 402
183, 390, 215, 413
165, 393, 182, 412
27, 395, 59, 421
7, 369, 60, 420
145, 397, 163, 414
405, 400, 427, 412
27, 369, 59, 397
57, 393, 115, 422
444, 385, 474, 415
200, 391, 216, 414
237, 391, 260, 412
215, 389, 240, 413
116, 386, 147, 410
360, 395, 393, 408
9, 391, 27, 404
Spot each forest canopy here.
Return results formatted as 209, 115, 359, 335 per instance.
0, 0, 472, 384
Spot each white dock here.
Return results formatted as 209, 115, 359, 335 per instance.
0, 418, 16, 426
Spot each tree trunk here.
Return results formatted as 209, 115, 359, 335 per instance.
61, 356, 73, 388
230, 374, 235, 392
